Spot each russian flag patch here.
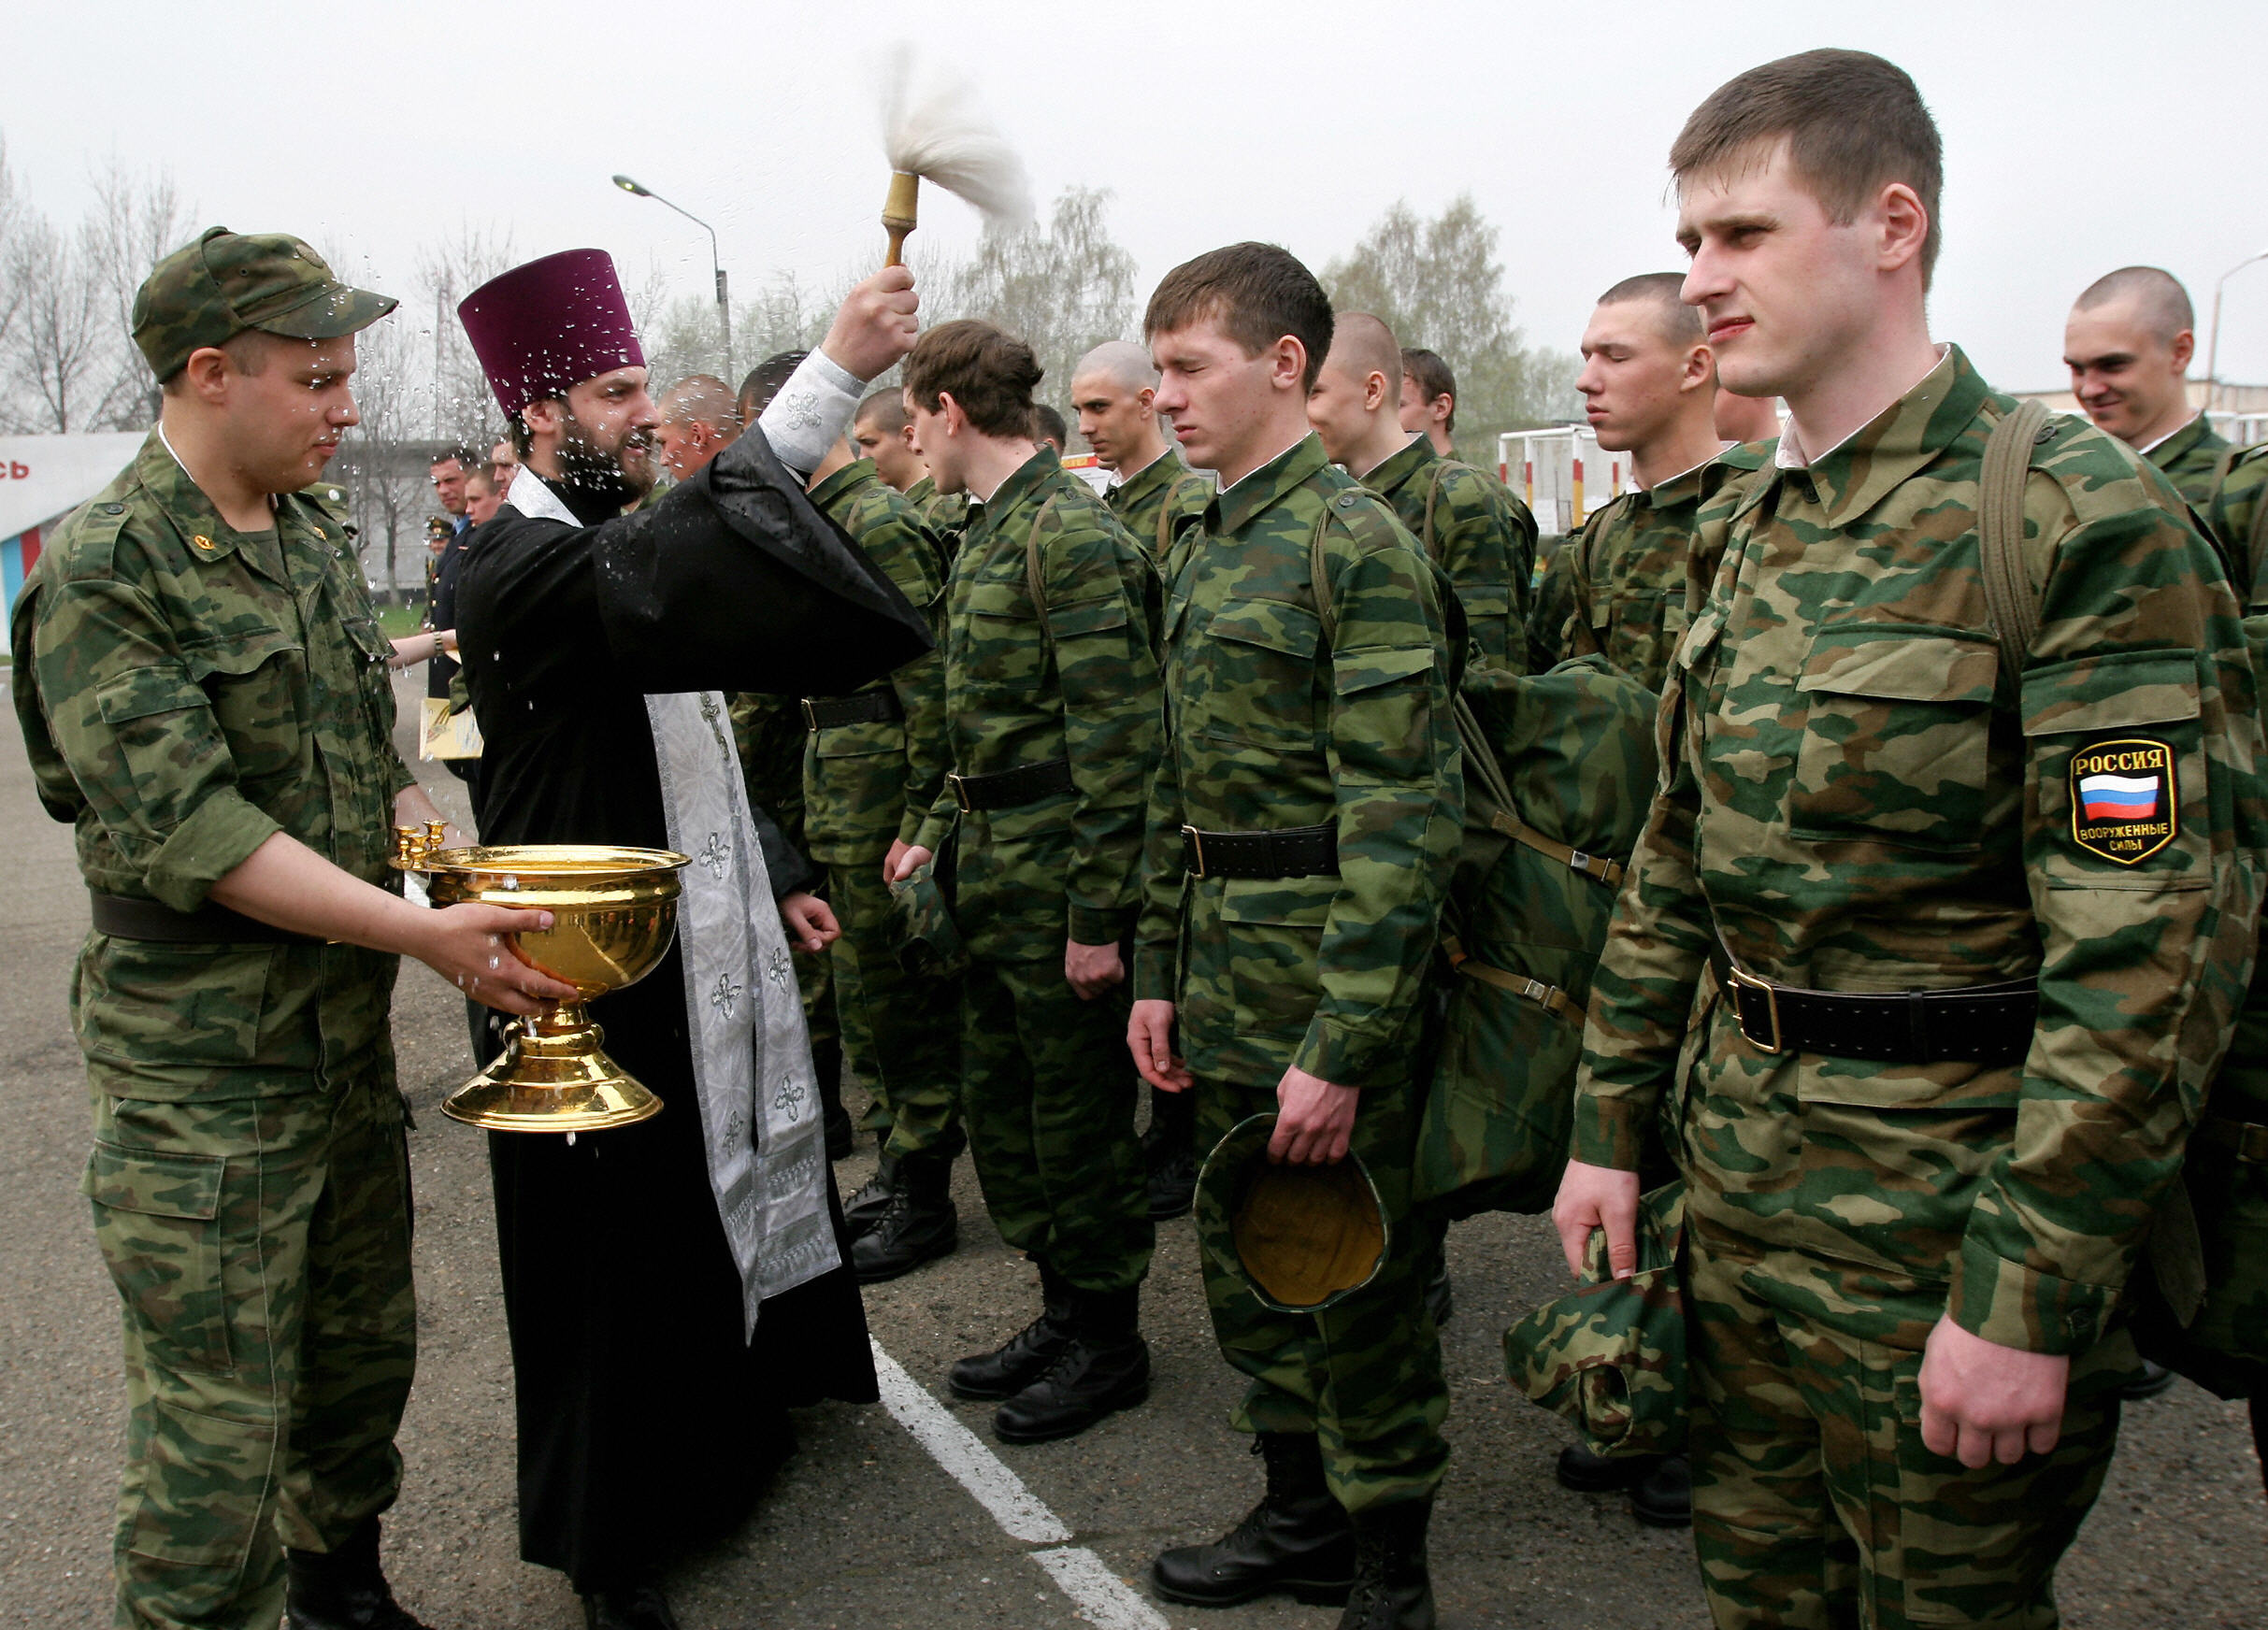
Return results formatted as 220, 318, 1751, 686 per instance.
2069, 738, 2176, 864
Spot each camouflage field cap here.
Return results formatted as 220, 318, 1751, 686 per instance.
133, 225, 397, 381
887, 855, 969, 979
1501, 1181, 1687, 1461
1197, 1113, 1388, 1315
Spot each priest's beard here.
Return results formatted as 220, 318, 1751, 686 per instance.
552, 407, 660, 508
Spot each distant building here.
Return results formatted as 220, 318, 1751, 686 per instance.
0, 434, 148, 654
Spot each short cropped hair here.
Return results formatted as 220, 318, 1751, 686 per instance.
1032, 403, 1068, 447
432, 443, 482, 472
1143, 242, 1334, 392
1400, 348, 1456, 434
157, 328, 277, 393
661, 373, 742, 429
1671, 49, 1944, 288
1598, 273, 1705, 343
855, 387, 910, 434
739, 350, 808, 422
903, 320, 1041, 439
2074, 266, 2196, 346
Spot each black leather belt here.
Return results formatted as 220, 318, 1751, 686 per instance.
2199, 1116, 2268, 1163
90, 893, 320, 946
947, 758, 1075, 813
802, 692, 902, 731
1181, 823, 1340, 880
1708, 940, 2035, 1065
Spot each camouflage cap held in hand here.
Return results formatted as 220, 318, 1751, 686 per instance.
1197, 1113, 1389, 1315
133, 225, 397, 381
1501, 1181, 1687, 1461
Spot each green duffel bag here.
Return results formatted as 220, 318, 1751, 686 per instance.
1412, 656, 1658, 1215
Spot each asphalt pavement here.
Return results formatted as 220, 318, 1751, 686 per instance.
2, 668, 2264, 1629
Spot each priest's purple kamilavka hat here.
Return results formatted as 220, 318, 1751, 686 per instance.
459, 248, 645, 416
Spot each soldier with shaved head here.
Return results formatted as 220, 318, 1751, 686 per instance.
855, 386, 969, 546
1307, 310, 1538, 675
1072, 339, 1213, 577
1069, 337, 1213, 1218
851, 387, 927, 493
656, 372, 742, 479
1530, 274, 1763, 691
2065, 265, 2227, 504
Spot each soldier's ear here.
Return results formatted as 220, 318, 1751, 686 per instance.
178, 347, 235, 406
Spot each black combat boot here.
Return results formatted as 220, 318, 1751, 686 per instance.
950, 1260, 1076, 1400
1143, 1086, 1199, 1221
842, 1133, 899, 1242
850, 1146, 956, 1283
2117, 1359, 2178, 1401
1336, 1497, 1435, 1630
581, 1578, 679, 1630
283, 1518, 434, 1630
1153, 1432, 1356, 1608
1629, 1455, 1691, 1528
993, 1285, 1150, 1442
1554, 1445, 1661, 1493
812, 1035, 854, 1162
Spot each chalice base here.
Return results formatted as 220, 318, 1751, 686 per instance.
440, 1006, 663, 1133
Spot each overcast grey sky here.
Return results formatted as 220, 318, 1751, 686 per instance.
14, 0, 2268, 398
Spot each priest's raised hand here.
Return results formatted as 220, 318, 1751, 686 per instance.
822, 265, 921, 382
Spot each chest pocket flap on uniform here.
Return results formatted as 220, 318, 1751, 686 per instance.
1789, 629, 1999, 851
2017, 649, 2201, 736
1333, 643, 1434, 697
1210, 597, 1322, 662
961, 579, 1033, 622
1198, 598, 1324, 749
1794, 633, 1998, 705
1045, 595, 1129, 640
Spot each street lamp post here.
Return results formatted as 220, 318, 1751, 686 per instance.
2205, 247, 2268, 414
612, 174, 732, 383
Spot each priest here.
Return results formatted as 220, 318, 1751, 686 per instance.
452, 249, 928, 1630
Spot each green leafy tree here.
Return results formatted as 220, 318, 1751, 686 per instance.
938, 186, 1137, 420
1322, 193, 1578, 464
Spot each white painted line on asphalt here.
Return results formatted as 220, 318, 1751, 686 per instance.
1031, 1546, 1172, 1630
868, 1337, 1071, 1543
867, 1337, 1170, 1629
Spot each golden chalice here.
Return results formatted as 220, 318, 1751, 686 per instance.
393, 825, 691, 1132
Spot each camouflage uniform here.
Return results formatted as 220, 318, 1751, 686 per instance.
2204, 441, 2268, 608
728, 690, 842, 1084
915, 447, 1159, 1293
907, 475, 971, 558
1572, 348, 2262, 1626
1105, 446, 1213, 566
802, 459, 961, 1160
1132, 433, 1463, 1513
1359, 434, 1538, 676
2143, 409, 2229, 508
1528, 443, 1768, 689
11, 432, 418, 1630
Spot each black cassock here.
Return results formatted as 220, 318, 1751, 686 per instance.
455, 427, 930, 1589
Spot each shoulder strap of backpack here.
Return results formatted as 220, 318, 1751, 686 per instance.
1025, 491, 1068, 638
1488, 808, 1628, 889
1419, 459, 1455, 561
1978, 398, 2051, 681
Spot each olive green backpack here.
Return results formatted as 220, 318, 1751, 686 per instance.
1304, 502, 1660, 1216
1982, 402, 2268, 1396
